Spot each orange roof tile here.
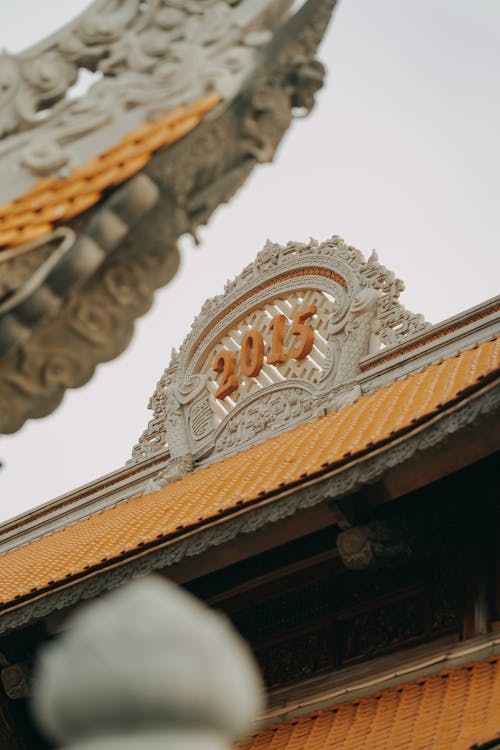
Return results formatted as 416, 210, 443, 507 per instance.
0, 93, 221, 249
237, 657, 500, 750
0, 337, 498, 607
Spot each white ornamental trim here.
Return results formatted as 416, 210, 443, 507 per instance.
131, 236, 429, 479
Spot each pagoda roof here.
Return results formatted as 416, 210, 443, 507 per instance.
0, 331, 497, 634
238, 656, 500, 750
0, 0, 337, 433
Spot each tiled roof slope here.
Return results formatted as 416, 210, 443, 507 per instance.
238, 657, 500, 750
0, 337, 498, 607
0, 93, 220, 249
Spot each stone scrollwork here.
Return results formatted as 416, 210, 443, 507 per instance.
0, 235, 180, 435
132, 361, 214, 465
214, 385, 315, 456
360, 250, 427, 345
0, 227, 75, 316
132, 235, 429, 483
0, 0, 319, 199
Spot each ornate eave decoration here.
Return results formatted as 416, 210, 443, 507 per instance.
0, 0, 338, 434
0, 0, 311, 201
131, 235, 429, 486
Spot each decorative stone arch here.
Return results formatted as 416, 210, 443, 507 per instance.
130, 236, 428, 486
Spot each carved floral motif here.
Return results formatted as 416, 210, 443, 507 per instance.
215, 387, 315, 455
340, 596, 426, 662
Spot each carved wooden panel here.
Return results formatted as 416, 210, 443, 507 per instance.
222, 559, 459, 691
256, 626, 334, 688
0, 697, 31, 750
338, 591, 428, 663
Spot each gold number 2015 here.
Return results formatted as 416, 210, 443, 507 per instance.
213, 350, 238, 399
212, 305, 317, 399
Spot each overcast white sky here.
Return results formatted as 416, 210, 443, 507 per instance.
0, 0, 499, 523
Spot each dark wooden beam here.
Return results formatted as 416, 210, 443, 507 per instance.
168, 500, 341, 586
364, 408, 499, 508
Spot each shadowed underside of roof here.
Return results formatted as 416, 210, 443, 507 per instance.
0, 336, 497, 609
238, 657, 500, 750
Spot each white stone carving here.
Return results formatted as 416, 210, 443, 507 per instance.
332, 286, 380, 386
315, 383, 362, 417
215, 384, 315, 455
146, 453, 193, 493
0, 0, 298, 202
131, 236, 429, 479
32, 576, 263, 750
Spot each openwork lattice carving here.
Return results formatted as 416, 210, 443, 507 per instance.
131, 236, 429, 483
200, 288, 335, 422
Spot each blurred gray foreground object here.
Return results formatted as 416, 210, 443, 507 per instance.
31, 577, 264, 750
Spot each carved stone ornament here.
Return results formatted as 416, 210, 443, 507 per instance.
0, 0, 325, 203
0, 0, 338, 434
131, 236, 429, 482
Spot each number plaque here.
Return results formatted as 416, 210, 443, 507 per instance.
212, 306, 317, 399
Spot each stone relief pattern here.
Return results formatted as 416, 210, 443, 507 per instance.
214, 386, 315, 455
360, 251, 428, 346
146, 453, 194, 492
186, 273, 348, 376
327, 286, 379, 387
0, 0, 284, 182
141, 371, 170, 459
180, 237, 426, 382
132, 235, 429, 470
